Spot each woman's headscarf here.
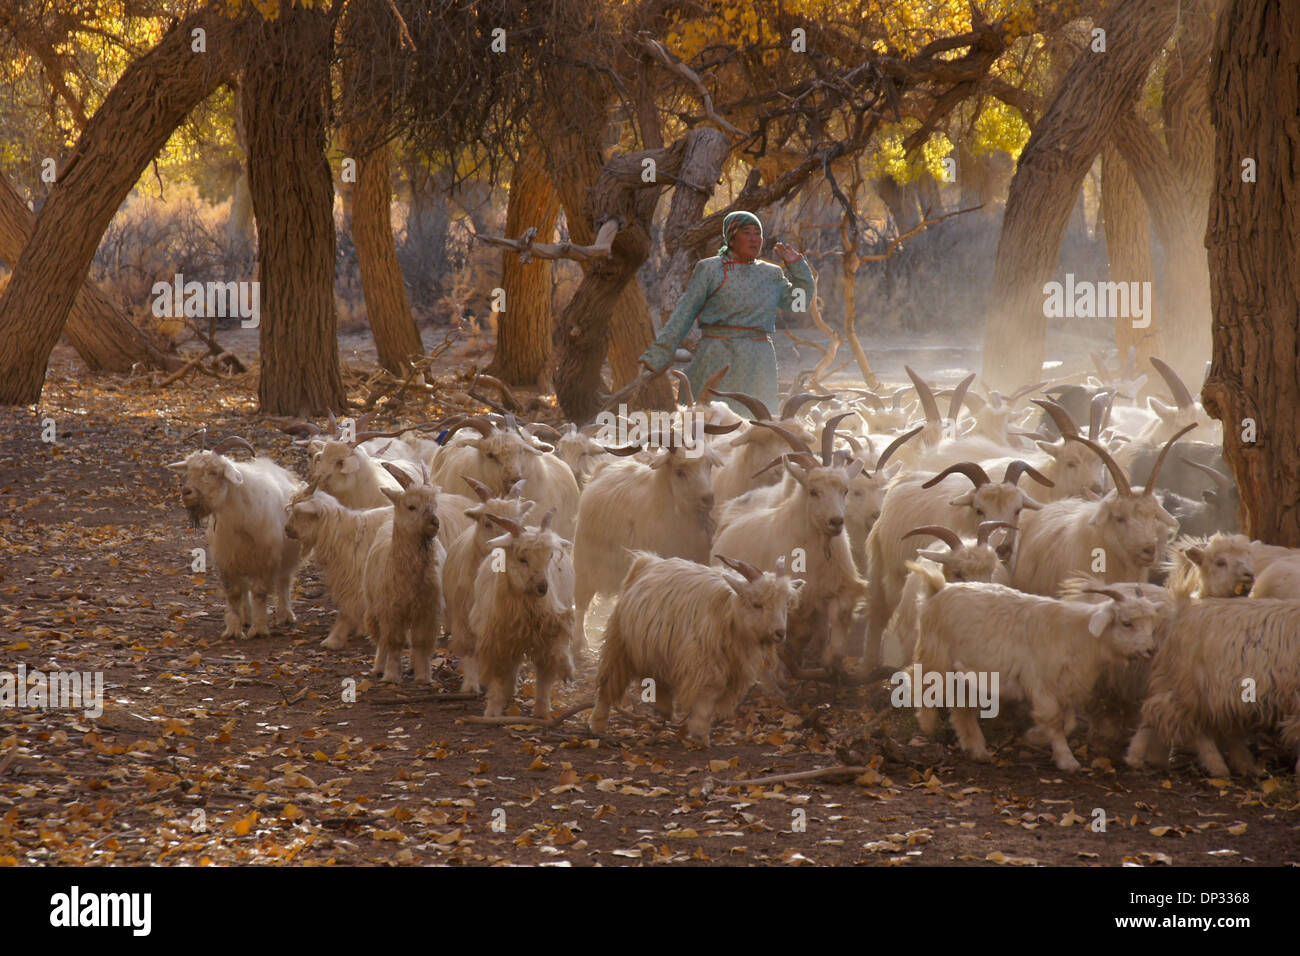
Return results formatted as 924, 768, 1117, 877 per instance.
718, 210, 763, 257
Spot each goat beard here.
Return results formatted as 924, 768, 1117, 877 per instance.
185, 502, 207, 529
698, 509, 716, 536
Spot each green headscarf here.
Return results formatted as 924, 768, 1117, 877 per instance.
718, 210, 763, 257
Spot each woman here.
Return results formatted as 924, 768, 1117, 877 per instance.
639, 211, 814, 418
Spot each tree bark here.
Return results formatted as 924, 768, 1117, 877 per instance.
1202, 0, 1300, 544
1099, 146, 1162, 366
350, 138, 424, 375
0, 10, 239, 403
0, 174, 175, 373
980, 0, 1179, 392
553, 142, 684, 421
488, 145, 561, 386
547, 120, 675, 411
242, 4, 345, 416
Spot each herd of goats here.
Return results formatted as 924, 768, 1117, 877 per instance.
163, 352, 1300, 777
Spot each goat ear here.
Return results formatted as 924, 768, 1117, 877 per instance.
1087, 604, 1113, 637
487, 532, 511, 550
884, 462, 902, 479
948, 491, 974, 507
1184, 546, 1205, 565
166, 461, 188, 472
1035, 440, 1060, 458
382, 486, 401, 505
917, 549, 947, 563
463, 505, 485, 520
222, 460, 244, 485
845, 459, 866, 480
1148, 397, 1175, 418
784, 459, 809, 487
296, 499, 321, 516
1020, 495, 1043, 511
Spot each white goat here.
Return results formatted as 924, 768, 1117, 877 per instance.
362, 462, 445, 683
469, 512, 576, 718
589, 553, 802, 744
284, 490, 389, 650
909, 568, 1161, 771
166, 437, 303, 640
1010, 427, 1192, 595
573, 433, 724, 642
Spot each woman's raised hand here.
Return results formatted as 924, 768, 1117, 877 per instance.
772, 241, 803, 264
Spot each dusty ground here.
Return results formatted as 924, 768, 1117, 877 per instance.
1, 337, 1297, 868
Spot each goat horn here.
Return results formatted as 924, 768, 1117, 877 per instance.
905, 365, 941, 424
875, 425, 924, 473
381, 460, 414, 490
781, 391, 835, 421
1003, 459, 1055, 488
922, 461, 990, 490
484, 513, 525, 536
854, 390, 884, 412
836, 431, 861, 454
1149, 356, 1194, 409
976, 520, 1016, 548
709, 388, 771, 421
817, 412, 854, 466
752, 452, 819, 479
474, 373, 522, 411
1083, 587, 1128, 603
1088, 391, 1113, 441
717, 554, 762, 582
696, 365, 731, 402
442, 417, 496, 440
1179, 455, 1232, 490
600, 443, 643, 456
525, 423, 563, 442
462, 475, 494, 502
1143, 423, 1198, 495
752, 420, 814, 455
948, 373, 976, 423
704, 420, 743, 435
669, 369, 694, 406
1062, 433, 1132, 497
1031, 398, 1080, 438
212, 436, 255, 456
903, 525, 964, 551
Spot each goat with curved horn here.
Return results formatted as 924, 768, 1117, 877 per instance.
781, 391, 836, 421
751, 451, 821, 479
212, 436, 256, 457
462, 475, 494, 502
483, 513, 526, 537
669, 369, 694, 406
1061, 434, 1133, 497
905, 365, 942, 424
709, 389, 772, 421
1002, 460, 1055, 489
819, 412, 855, 466
903, 525, 965, 550
1149, 356, 1194, 409
873, 425, 925, 474
717, 554, 763, 582
1031, 398, 1080, 438
922, 462, 991, 490
947, 372, 976, 423
1088, 391, 1112, 441
1179, 455, 1233, 490
442, 417, 497, 441
1140, 423, 1197, 495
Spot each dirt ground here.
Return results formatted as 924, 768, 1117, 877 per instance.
1, 339, 1297, 868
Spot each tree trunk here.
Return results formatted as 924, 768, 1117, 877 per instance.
547, 121, 674, 411
242, 5, 345, 416
0, 174, 175, 373
1099, 146, 1162, 366
1202, 0, 1300, 544
553, 142, 684, 421
980, 0, 1179, 392
0, 10, 238, 403
350, 139, 424, 375
488, 146, 561, 385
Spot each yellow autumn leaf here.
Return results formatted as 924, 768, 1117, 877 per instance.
281, 804, 304, 822
231, 811, 259, 836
